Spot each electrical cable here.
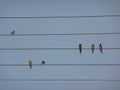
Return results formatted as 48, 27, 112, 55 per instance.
0, 32, 120, 36
0, 48, 119, 50
0, 64, 120, 66
0, 79, 119, 82
0, 15, 120, 19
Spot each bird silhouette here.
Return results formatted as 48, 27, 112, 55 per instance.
91, 44, 95, 53
99, 44, 103, 53
29, 60, 32, 69
79, 44, 82, 53
11, 31, 15, 35
41, 60, 46, 65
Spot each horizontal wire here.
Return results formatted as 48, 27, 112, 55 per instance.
0, 64, 120, 66
0, 33, 120, 36
0, 48, 119, 50
0, 79, 120, 82
0, 15, 120, 19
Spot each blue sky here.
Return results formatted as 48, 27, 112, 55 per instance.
0, 0, 120, 90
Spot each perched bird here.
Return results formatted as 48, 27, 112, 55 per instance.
11, 31, 15, 35
29, 60, 32, 69
91, 44, 95, 53
41, 60, 46, 65
99, 44, 103, 53
79, 44, 82, 54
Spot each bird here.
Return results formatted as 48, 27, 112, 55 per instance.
11, 31, 15, 35
29, 60, 32, 69
91, 44, 95, 53
99, 44, 103, 53
41, 60, 46, 65
79, 44, 82, 53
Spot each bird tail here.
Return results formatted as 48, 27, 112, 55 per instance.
100, 49, 103, 53
30, 66, 32, 69
79, 49, 82, 53
92, 49, 94, 53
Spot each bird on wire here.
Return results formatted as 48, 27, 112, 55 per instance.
29, 60, 32, 69
99, 44, 103, 53
10, 31, 15, 35
41, 60, 46, 65
79, 44, 82, 54
91, 44, 95, 53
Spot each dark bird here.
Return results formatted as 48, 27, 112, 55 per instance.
99, 44, 103, 53
11, 31, 15, 35
91, 44, 95, 53
29, 60, 32, 69
41, 60, 46, 65
79, 44, 82, 53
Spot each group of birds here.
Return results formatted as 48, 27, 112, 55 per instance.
79, 44, 103, 53
29, 60, 46, 69
10, 31, 103, 69
10, 31, 103, 54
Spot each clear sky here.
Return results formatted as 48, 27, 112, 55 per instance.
0, 0, 120, 90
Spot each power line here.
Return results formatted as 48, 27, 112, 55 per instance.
0, 79, 120, 82
0, 15, 120, 19
0, 64, 120, 66
0, 32, 120, 36
0, 48, 119, 50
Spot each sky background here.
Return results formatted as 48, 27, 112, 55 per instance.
0, 0, 120, 90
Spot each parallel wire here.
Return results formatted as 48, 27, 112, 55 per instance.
0, 15, 120, 83
0, 64, 120, 66
0, 79, 120, 82
0, 48, 119, 50
0, 15, 120, 18
0, 32, 120, 36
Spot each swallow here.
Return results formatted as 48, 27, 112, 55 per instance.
41, 60, 46, 65
91, 44, 95, 53
29, 60, 32, 69
11, 31, 15, 35
99, 44, 103, 53
79, 44, 82, 53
